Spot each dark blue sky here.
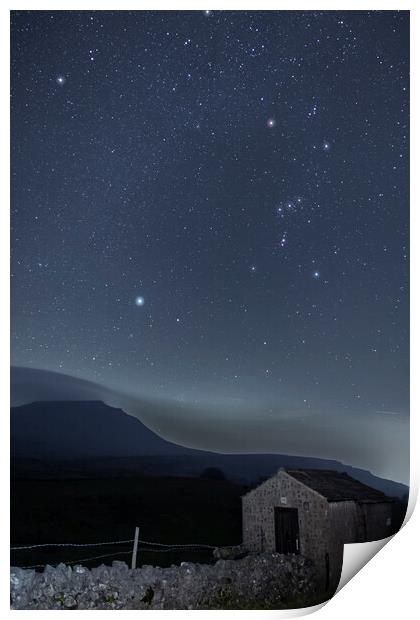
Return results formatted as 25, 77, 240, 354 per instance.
10, 11, 409, 480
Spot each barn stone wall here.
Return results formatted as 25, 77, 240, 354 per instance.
242, 471, 341, 595
242, 470, 395, 597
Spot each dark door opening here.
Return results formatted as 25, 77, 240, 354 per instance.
274, 507, 300, 554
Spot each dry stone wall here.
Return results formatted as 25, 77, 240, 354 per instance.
11, 552, 319, 610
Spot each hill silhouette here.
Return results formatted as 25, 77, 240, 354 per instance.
11, 400, 196, 459
11, 400, 408, 499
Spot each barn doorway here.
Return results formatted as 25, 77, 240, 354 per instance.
274, 507, 300, 554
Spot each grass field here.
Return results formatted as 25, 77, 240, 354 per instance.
11, 474, 245, 569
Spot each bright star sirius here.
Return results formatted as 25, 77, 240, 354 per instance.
135, 296, 145, 306
56, 75, 66, 85
267, 117, 276, 128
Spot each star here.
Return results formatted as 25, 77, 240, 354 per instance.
10, 11, 409, 488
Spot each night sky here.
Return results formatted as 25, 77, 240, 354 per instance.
11, 11, 409, 481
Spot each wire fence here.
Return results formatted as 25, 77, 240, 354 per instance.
137, 539, 216, 549
11, 539, 135, 551
11, 534, 235, 570
20, 551, 134, 570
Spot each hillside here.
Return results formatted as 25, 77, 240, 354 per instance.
11, 400, 197, 459
11, 400, 408, 498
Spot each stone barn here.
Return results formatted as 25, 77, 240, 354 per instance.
242, 469, 395, 595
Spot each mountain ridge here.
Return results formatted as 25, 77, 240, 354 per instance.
11, 399, 201, 458
11, 400, 408, 498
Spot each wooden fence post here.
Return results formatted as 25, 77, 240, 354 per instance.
131, 526, 139, 569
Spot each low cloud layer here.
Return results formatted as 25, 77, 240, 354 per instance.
11, 366, 409, 484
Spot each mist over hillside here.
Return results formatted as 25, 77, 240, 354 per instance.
11, 366, 409, 484
11, 399, 408, 499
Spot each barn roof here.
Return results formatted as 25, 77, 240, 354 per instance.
284, 469, 392, 502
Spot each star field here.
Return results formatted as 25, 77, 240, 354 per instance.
11, 11, 409, 438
